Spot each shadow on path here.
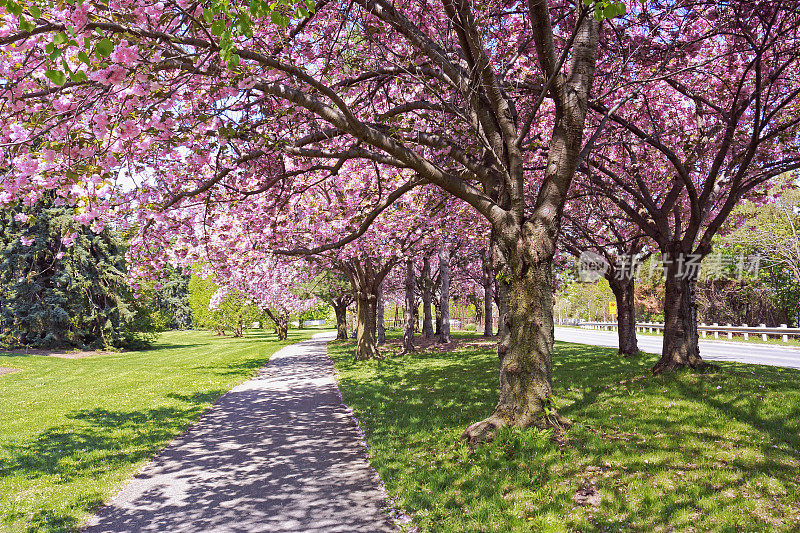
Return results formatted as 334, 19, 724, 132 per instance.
83, 334, 395, 533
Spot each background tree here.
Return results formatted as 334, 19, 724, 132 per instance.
585, 2, 800, 372
0, 195, 149, 348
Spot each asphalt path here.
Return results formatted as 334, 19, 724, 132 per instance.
555, 326, 800, 370
83, 332, 396, 533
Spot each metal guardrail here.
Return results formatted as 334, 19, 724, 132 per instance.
573, 321, 800, 342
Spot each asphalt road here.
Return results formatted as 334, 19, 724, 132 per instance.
555, 326, 800, 370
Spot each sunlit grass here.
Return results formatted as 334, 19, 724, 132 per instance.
330, 332, 800, 532
0, 329, 319, 533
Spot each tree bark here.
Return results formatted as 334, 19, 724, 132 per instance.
377, 282, 386, 345
333, 300, 348, 340
608, 274, 639, 356
421, 257, 435, 338
275, 318, 288, 341
355, 291, 379, 360
439, 245, 451, 343
265, 309, 288, 340
464, 247, 568, 444
342, 258, 393, 361
433, 298, 441, 335
482, 250, 494, 337
402, 259, 416, 353
653, 252, 708, 373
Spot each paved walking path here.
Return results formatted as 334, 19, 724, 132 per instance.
83, 332, 396, 533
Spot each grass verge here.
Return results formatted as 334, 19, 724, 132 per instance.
0, 329, 318, 533
329, 332, 800, 532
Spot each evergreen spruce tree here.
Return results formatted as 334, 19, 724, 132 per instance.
152, 268, 193, 329
0, 194, 145, 349
0, 196, 77, 347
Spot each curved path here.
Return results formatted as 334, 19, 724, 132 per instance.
83, 332, 396, 533
555, 327, 800, 370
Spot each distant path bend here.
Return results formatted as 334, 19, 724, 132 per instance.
83, 332, 397, 533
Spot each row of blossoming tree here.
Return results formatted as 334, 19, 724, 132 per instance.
2, 0, 800, 442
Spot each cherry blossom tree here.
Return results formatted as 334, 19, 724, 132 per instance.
561, 191, 649, 356
584, 1, 800, 372
0, 0, 623, 441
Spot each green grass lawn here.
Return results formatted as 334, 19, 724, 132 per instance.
329, 333, 800, 532
0, 329, 318, 533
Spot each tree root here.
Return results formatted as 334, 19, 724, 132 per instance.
462, 410, 573, 447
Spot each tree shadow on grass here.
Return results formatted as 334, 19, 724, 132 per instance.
0, 393, 226, 532
330, 337, 800, 531
137, 343, 205, 352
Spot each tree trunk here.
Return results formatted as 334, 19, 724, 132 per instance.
355, 291, 380, 360
377, 282, 386, 345
276, 320, 288, 340
463, 251, 567, 444
342, 258, 393, 360
421, 257, 434, 338
483, 252, 494, 337
608, 274, 639, 356
333, 301, 348, 340
402, 259, 416, 353
233, 320, 243, 338
266, 309, 289, 340
439, 245, 451, 343
653, 254, 707, 373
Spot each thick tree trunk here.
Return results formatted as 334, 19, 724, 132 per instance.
266, 309, 289, 340
460, 9, 597, 445
608, 274, 639, 356
342, 258, 393, 360
439, 246, 451, 343
483, 252, 494, 337
276, 319, 288, 341
464, 251, 567, 444
421, 257, 435, 338
653, 256, 707, 373
377, 282, 386, 345
355, 291, 380, 360
402, 259, 416, 353
433, 299, 441, 335
333, 301, 348, 340
233, 320, 243, 338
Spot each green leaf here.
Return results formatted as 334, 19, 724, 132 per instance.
228, 53, 240, 69
305, 0, 315, 12
45, 69, 67, 85
18, 16, 33, 32
49, 47, 62, 60
203, 7, 214, 23
29, 5, 41, 18
69, 70, 87, 82
45, 42, 55, 53
269, 10, 289, 27
53, 32, 68, 45
95, 38, 113, 58
6, 1, 22, 16
210, 20, 226, 35
78, 51, 91, 65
